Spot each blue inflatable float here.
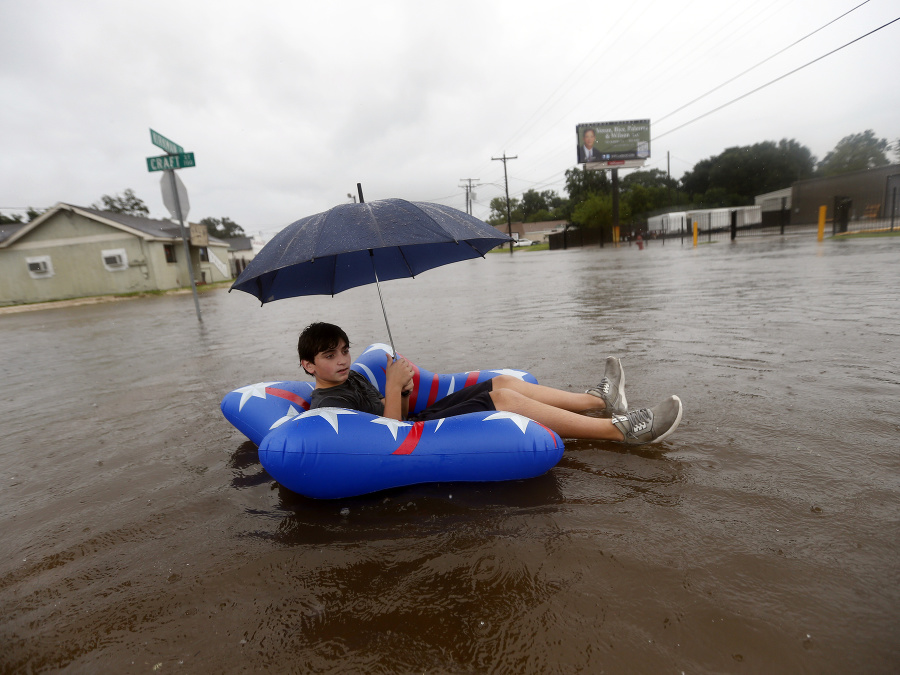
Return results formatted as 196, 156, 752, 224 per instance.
221, 343, 564, 499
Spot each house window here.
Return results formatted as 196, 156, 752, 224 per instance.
101, 248, 128, 272
26, 255, 54, 279
199, 247, 209, 262
164, 244, 176, 263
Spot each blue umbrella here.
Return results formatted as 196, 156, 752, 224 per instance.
230, 189, 511, 354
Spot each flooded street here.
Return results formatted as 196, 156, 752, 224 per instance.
2, 236, 899, 673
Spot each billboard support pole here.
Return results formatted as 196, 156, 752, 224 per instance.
610, 168, 619, 249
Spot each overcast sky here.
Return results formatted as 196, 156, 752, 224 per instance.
2, 0, 897, 238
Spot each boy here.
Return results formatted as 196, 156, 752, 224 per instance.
298, 322, 682, 445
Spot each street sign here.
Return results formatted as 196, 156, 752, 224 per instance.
146, 152, 195, 172
150, 129, 184, 155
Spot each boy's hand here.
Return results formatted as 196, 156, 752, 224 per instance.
383, 354, 414, 422
385, 354, 414, 393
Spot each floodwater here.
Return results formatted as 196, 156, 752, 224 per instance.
1, 236, 898, 674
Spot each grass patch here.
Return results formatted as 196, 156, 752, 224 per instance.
832, 229, 900, 239
488, 242, 550, 253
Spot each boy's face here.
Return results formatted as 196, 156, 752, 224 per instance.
303, 339, 351, 388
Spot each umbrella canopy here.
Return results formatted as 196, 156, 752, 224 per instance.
230, 198, 510, 303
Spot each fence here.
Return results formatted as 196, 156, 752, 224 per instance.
549, 209, 897, 250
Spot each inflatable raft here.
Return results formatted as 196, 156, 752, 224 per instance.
221, 343, 564, 499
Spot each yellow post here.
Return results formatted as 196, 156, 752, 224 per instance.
692, 221, 698, 247
613, 225, 620, 245
817, 205, 827, 242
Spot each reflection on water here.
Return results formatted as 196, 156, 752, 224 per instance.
1, 237, 899, 672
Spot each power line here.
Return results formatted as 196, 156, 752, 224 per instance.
655, 0, 873, 125
653, 15, 900, 142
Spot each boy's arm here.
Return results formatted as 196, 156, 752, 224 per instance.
383, 355, 414, 421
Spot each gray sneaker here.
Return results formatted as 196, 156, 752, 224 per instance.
611, 395, 683, 445
586, 356, 627, 414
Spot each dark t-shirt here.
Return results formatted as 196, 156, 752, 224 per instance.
310, 370, 497, 421
310, 370, 384, 416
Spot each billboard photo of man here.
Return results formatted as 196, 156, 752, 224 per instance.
577, 127, 601, 163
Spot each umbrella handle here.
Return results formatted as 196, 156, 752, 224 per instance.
360, 183, 395, 360
369, 249, 397, 361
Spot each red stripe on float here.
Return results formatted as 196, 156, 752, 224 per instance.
464, 371, 480, 388
266, 387, 310, 410
427, 377, 440, 408
535, 421, 561, 447
393, 421, 425, 455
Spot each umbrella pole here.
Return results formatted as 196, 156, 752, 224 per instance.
369, 249, 397, 359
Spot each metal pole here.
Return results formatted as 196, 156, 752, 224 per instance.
610, 168, 619, 249
168, 169, 202, 322
357, 182, 396, 358
891, 187, 896, 232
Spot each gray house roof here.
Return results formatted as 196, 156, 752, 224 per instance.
0, 222, 27, 245
0, 203, 228, 248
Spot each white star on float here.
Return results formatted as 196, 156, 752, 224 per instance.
233, 381, 283, 411
370, 417, 411, 441
269, 404, 301, 430
483, 411, 532, 433
295, 407, 357, 434
485, 369, 530, 381
362, 343, 394, 357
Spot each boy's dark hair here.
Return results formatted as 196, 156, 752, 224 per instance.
297, 322, 350, 375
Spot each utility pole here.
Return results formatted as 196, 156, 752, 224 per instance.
491, 152, 517, 254
458, 178, 481, 215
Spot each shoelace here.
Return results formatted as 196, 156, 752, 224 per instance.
616, 408, 651, 435
597, 377, 610, 396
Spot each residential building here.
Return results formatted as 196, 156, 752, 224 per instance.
0, 203, 231, 306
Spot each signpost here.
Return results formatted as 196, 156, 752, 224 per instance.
147, 129, 202, 322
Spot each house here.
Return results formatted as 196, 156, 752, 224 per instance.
224, 234, 267, 277
0, 202, 232, 306
492, 220, 568, 244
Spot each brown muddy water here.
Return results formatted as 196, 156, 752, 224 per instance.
1, 236, 898, 674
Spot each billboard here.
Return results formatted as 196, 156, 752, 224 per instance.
576, 119, 650, 164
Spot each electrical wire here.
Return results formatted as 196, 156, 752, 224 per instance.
655, 0, 873, 125
653, 15, 900, 141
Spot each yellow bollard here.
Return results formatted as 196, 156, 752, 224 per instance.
692, 221, 698, 247
817, 205, 826, 242
613, 225, 620, 246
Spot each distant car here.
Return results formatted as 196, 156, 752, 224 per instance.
513, 238, 533, 247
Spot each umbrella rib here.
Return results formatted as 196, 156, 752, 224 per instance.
396, 246, 416, 277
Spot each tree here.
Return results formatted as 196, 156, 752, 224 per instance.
817, 130, 891, 177
93, 189, 150, 217
200, 217, 246, 238
564, 167, 611, 208
487, 196, 523, 225
570, 193, 631, 235
621, 168, 677, 191
520, 189, 565, 222
1, 207, 47, 224
680, 139, 816, 206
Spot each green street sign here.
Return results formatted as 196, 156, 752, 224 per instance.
150, 129, 184, 155
146, 152, 196, 172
